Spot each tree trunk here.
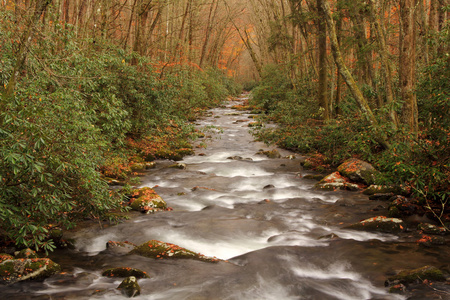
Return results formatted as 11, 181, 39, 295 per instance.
399, 0, 419, 134
367, 0, 399, 129
317, 0, 330, 120
321, 0, 390, 149
2, 0, 53, 103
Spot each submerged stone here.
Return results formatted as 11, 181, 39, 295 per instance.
117, 276, 141, 297
257, 149, 281, 158
102, 267, 149, 279
129, 240, 219, 263
345, 216, 405, 233
105, 241, 137, 255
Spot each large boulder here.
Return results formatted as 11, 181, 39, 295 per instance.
129, 240, 220, 263
129, 187, 167, 213
345, 216, 405, 234
0, 257, 61, 284
337, 158, 378, 185
314, 172, 359, 191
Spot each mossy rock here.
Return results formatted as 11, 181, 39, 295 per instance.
105, 241, 137, 255
385, 266, 446, 286
168, 163, 187, 169
258, 149, 281, 159
418, 223, 447, 235
102, 267, 149, 279
314, 172, 360, 191
0, 258, 61, 284
337, 158, 378, 185
345, 216, 405, 234
363, 185, 405, 195
130, 163, 146, 171
129, 187, 167, 213
117, 276, 141, 298
129, 240, 219, 263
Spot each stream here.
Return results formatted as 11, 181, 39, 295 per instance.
2, 94, 449, 299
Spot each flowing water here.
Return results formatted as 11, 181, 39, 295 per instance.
2, 95, 449, 299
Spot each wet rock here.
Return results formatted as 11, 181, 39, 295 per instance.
129, 240, 220, 263
385, 266, 446, 286
105, 241, 137, 255
337, 158, 378, 185
417, 223, 447, 235
227, 156, 243, 160
102, 267, 149, 279
117, 276, 141, 297
0, 257, 61, 284
318, 233, 340, 240
145, 162, 156, 169
14, 248, 38, 259
263, 184, 275, 190
284, 155, 296, 160
129, 187, 167, 213
314, 172, 359, 191
346, 216, 405, 233
130, 163, 146, 171
363, 185, 406, 195
388, 196, 420, 218
168, 163, 187, 169
388, 283, 406, 294
257, 149, 281, 159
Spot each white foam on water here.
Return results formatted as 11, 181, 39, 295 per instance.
143, 229, 280, 260
333, 229, 399, 242
75, 233, 117, 255
199, 165, 274, 177
227, 274, 299, 300
285, 257, 405, 300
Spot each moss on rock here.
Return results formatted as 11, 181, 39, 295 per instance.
117, 276, 141, 297
337, 158, 378, 185
386, 266, 446, 286
345, 216, 405, 233
129, 187, 167, 213
129, 240, 220, 263
0, 258, 61, 284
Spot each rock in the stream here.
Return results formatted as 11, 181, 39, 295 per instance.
257, 149, 281, 159
337, 158, 378, 185
363, 185, 406, 196
388, 196, 420, 217
314, 172, 359, 191
129, 240, 219, 262
105, 241, 137, 255
102, 267, 149, 279
385, 266, 446, 286
168, 163, 187, 169
0, 256, 61, 284
117, 276, 141, 297
129, 187, 167, 213
417, 223, 447, 235
345, 216, 405, 233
